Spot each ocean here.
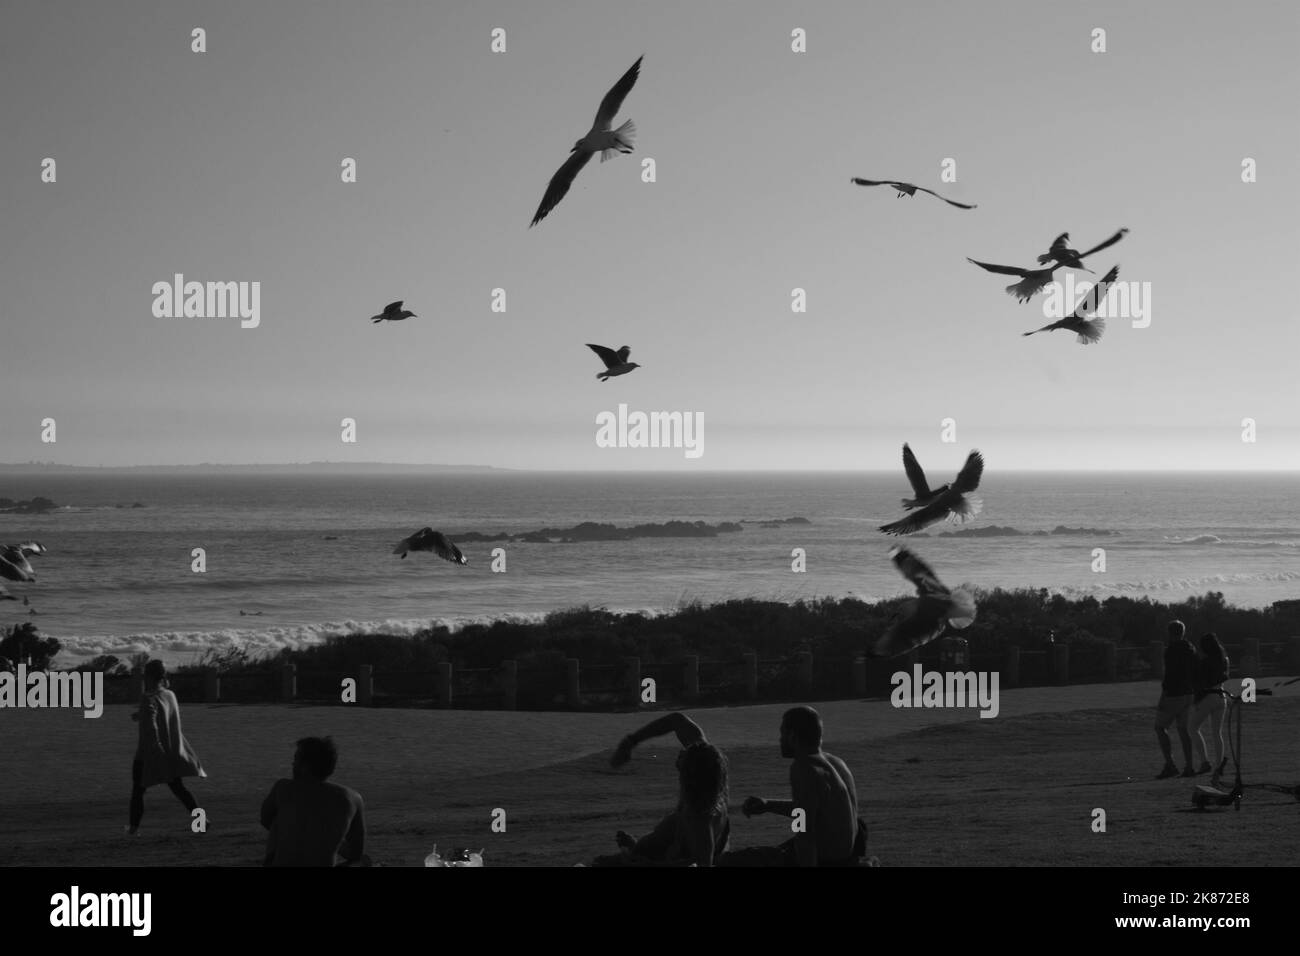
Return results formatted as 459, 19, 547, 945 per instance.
1, 471, 1296, 665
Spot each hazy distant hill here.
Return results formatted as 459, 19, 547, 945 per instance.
0, 462, 507, 475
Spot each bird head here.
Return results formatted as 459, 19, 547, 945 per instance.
629, 362, 642, 369
571, 141, 582, 152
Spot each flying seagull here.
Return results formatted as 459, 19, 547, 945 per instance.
0, 542, 43, 583
966, 259, 1064, 304
371, 301, 416, 323
850, 178, 976, 209
897, 444, 949, 510
1036, 228, 1129, 272
586, 343, 641, 381
530, 56, 642, 227
393, 528, 468, 565
880, 451, 984, 536
871, 547, 976, 658
1023, 264, 1119, 344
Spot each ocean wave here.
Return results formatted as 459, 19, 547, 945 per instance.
1055, 570, 1300, 597
1166, 534, 1299, 548
47, 606, 679, 663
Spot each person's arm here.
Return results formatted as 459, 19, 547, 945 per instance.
743, 796, 795, 817
259, 781, 282, 830
790, 762, 821, 868
339, 794, 365, 863
611, 712, 705, 766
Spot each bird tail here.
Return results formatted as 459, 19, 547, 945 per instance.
949, 495, 983, 522
1075, 317, 1105, 345
601, 119, 636, 161
946, 589, 977, 628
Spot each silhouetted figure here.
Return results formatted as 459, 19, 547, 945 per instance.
1190, 633, 1230, 785
722, 706, 869, 867
128, 660, 205, 834
530, 56, 642, 226
594, 712, 730, 867
1155, 620, 1198, 779
261, 736, 366, 867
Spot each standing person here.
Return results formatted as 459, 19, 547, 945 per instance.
128, 660, 205, 834
723, 705, 868, 867
1189, 633, 1230, 785
1154, 620, 1198, 779
595, 712, 731, 867
260, 736, 366, 866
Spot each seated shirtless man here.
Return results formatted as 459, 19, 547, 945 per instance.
261, 736, 366, 867
721, 705, 867, 867
591, 712, 731, 867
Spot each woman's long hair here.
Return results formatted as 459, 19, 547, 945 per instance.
1200, 633, 1228, 679
677, 742, 729, 817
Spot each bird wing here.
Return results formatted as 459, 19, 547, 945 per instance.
587, 343, 621, 368
1069, 265, 1120, 320
880, 498, 951, 536
890, 546, 949, 597
901, 444, 932, 498
850, 178, 900, 189
430, 532, 467, 565
384, 301, 403, 314
1048, 233, 1070, 253
967, 258, 1029, 277
614, 346, 631, 364
952, 451, 984, 494
594, 56, 642, 129
873, 604, 946, 658
531, 150, 595, 227
912, 185, 977, 209
1076, 228, 1129, 260
17, 542, 45, 556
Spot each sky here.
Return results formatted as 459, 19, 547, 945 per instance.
1, 0, 1297, 470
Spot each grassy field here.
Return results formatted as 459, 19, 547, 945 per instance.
3, 679, 1297, 866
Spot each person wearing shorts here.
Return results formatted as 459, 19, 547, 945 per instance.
1155, 620, 1197, 779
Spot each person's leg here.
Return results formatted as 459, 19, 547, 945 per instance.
128, 760, 145, 833
166, 778, 199, 814
1154, 699, 1178, 777
1174, 698, 1195, 775
1208, 696, 1227, 783
1189, 698, 1210, 769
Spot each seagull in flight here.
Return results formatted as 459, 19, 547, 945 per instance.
1023, 265, 1119, 344
393, 528, 468, 565
966, 258, 1064, 304
850, 178, 977, 209
586, 343, 641, 381
871, 547, 976, 658
1036, 228, 1129, 272
880, 451, 984, 536
530, 56, 642, 227
370, 301, 416, 323
0, 542, 44, 583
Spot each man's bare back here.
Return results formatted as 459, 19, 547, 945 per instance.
790, 751, 858, 865
261, 778, 365, 867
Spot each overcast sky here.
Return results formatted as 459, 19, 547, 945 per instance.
2, 0, 1296, 470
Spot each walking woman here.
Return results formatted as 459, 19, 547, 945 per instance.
128, 660, 205, 834
1189, 633, 1230, 786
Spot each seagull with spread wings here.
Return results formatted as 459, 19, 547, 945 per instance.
966, 259, 1064, 304
850, 178, 977, 209
370, 301, 416, 324
1036, 228, 1129, 271
530, 56, 642, 227
586, 343, 641, 381
1023, 265, 1119, 344
880, 451, 984, 536
0, 542, 44, 583
392, 529, 468, 565
871, 547, 976, 658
